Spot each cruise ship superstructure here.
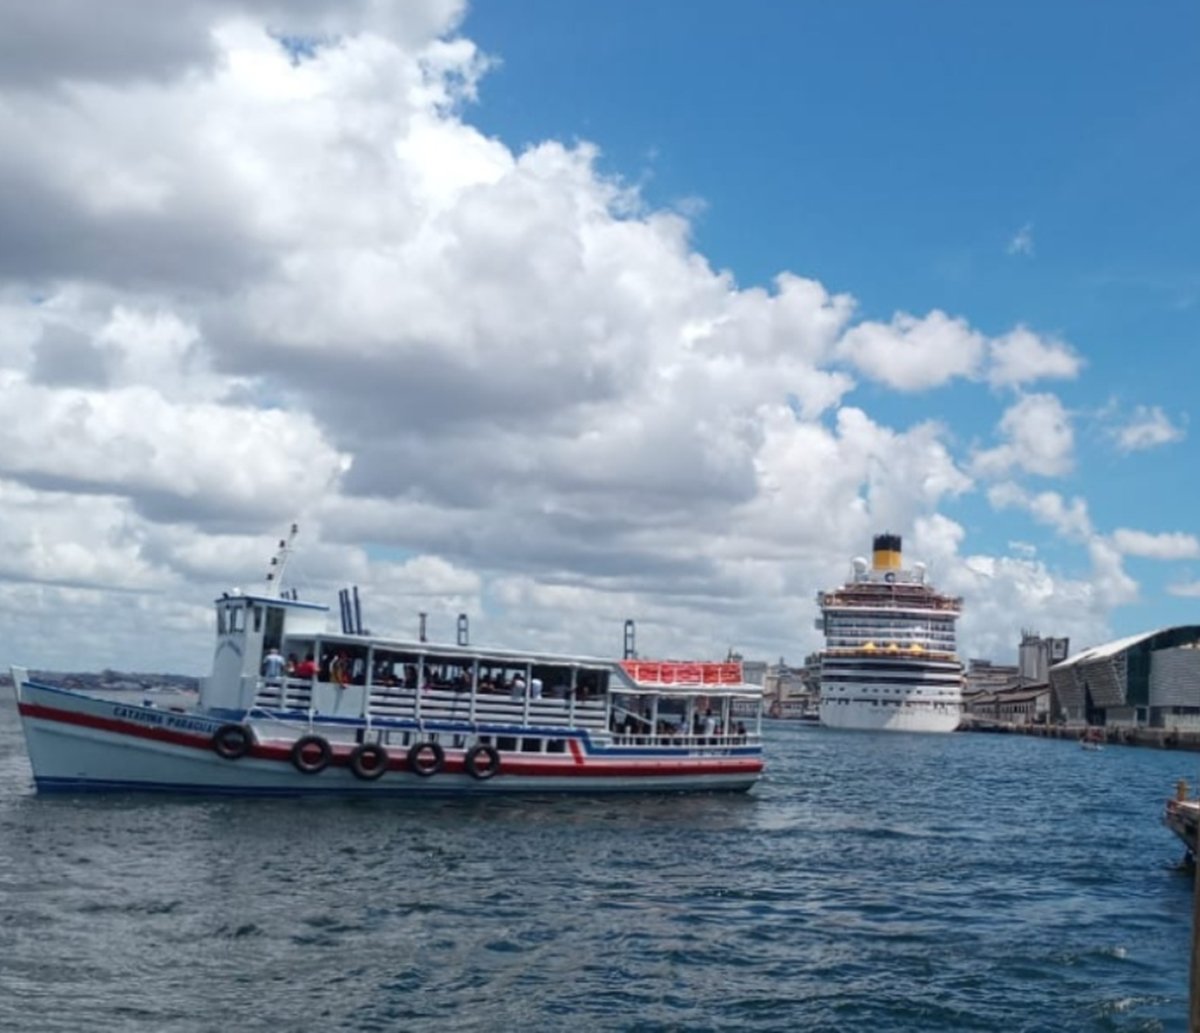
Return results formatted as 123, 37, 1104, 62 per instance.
817, 534, 963, 733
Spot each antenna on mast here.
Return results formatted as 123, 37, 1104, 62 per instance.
264, 523, 299, 598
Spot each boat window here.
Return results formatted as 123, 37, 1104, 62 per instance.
230, 606, 246, 633
496, 736, 518, 752
264, 609, 284, 647
546, 739, 566, 753
252, 606, 263, 633
532, 664, 574, 699
520, 738, 541, 753
217, 607, 228, 635
420, 653, 477, 691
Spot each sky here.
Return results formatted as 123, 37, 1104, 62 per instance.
0, 0, 1197, 675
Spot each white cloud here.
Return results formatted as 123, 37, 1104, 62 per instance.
836, 309, 985, 391
936, 535, 1123, 657
972, 393, 1075, 478
988, 483, 1093, 540
986, 327, 1083, 388
1086, 537, 1139, 608
1006, 222, 1034, 256
1112, 528, 1200, 560
1112, 405, 1186, 453
0, 375, 350, 523
1168, 581, 1200, 599
835, 311, 1078, 393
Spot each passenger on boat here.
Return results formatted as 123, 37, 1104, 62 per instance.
330, 651, 350, 687
530, 677, 543, 699
262, 647, 285, 683
511, 675, 526, 700
285, 652, 298, 676
294, 653, 317, 679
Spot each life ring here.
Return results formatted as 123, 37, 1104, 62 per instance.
349, 742, 389, 780
407, 741, 444, 777
212, 723, 254, 760
465, 743, 501, 781
884, 572, 896, 583
291, 734, 332, 774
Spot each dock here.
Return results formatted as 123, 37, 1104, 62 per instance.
960, 717, 1200, 751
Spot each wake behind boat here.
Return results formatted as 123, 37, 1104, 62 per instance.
11, 529, 764, 796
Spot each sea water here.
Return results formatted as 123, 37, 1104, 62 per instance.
0, 691, 1193, 1032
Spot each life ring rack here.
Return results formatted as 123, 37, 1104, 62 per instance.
465, 743, 501, 781
407, 741, 445, 777
212, 723, 255, 760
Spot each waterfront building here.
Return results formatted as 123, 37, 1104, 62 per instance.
1049, 626, 1200, 728
966, 684, 1051, 725
764, 656, 819, 720
1019, 629, 1070, 685
964, 659, 1019, 695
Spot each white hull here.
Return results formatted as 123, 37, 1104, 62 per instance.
819, 699, 962, 733
14, 679, 761, 796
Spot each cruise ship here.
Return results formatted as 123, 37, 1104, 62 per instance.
817, 534, 963, 733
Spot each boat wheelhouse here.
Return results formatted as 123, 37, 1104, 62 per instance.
817, 533, 964, 733
11, 530, 764, 795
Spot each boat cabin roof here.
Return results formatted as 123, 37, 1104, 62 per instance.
304, 629, 620, 670
214, 592, 329, 613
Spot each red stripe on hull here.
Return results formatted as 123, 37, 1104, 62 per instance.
19, 701, 213, 751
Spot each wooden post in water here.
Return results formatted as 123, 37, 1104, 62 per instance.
1192, 814, 1200, 1032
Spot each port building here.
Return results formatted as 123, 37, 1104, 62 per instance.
1048, 626, 1200, 727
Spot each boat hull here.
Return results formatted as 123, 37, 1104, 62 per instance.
14, 680, 762, 796
819, 699, 962, 733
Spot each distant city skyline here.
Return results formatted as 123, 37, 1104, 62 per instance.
0, 1, 1196, 674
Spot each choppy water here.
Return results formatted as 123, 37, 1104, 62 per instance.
1, 691, 1196, 1032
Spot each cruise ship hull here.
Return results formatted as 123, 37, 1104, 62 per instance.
819, 698, 962, 733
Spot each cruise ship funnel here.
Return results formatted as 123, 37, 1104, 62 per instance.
872, 532, 903, 571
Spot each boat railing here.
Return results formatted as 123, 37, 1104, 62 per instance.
607, 702, 758, 751
251, 678, 313, 711
253, 678, 610, 730
608, 730, 759, 750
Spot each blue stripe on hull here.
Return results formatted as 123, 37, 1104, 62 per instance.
33, 775, 755, 797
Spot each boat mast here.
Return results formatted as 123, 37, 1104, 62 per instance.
264, 523, 299, 598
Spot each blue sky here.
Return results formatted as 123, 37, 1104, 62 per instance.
0, 0, 1195, 671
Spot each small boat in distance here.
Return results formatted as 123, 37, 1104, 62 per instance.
11, 529, 764, 796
